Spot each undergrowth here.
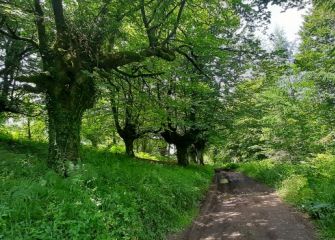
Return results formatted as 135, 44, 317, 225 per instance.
239, 157, 335, 240
0, 134, 213, 240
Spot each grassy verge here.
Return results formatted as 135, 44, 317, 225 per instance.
0, 134, 213, 240
238, 157, 335, 240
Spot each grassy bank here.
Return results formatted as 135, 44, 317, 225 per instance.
238, 157, 335, 240
0, 135, 213, 240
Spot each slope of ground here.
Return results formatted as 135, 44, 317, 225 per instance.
0, 135, 212, 240
170, 171, 317, 240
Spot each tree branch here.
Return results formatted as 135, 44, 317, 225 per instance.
110, 97, 124, 136
140, 0, 157, 47
176, 48, 210, 79
162, 0, 186, 45
0, 26, 38, 48
16, 72, 51, 87
51, 0, 68, 46
114, 68, 164, 78
20, 84, 44, 93
99, 47, 176, 69
34, 0, 49, 58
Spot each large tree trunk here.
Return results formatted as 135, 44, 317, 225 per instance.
47, 99, 83, 176
46, 71, 95, 176
176, 144, 189, 166
124, 137, 135, 157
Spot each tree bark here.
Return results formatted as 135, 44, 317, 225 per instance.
112, 130, 117, 145
46, 71, 95, 176
47, 99, 83, 176
194, 139, 206, 165
196, 147, 205, 165
90, 139, 98, 148
176, 144, 189, 166
188, 144, 197, 163
124, 138, 135, 157
27, 117, 32, 140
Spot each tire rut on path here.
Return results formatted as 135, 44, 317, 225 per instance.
169, 170, 317, 240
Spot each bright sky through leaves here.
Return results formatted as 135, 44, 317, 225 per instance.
269, 4, 308, 44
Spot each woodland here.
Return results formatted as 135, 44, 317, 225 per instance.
0, 0, 334, 239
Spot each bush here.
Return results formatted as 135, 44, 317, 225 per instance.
278, 175, 313, 205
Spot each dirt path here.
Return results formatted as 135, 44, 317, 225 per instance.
169, 170, 317, 240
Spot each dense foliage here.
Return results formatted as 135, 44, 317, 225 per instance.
1, 0, 335, 239
216, 5, 335, 239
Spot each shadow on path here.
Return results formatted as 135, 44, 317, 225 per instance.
169, 170, 317, 240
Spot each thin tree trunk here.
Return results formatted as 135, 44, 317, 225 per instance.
189, 145, 197, 163
167, 144, 171, 157
112, 130, 117, 145
91, 139, 98, 148
196, 148, 205, 165
141, 139, 148, 152
27, 117, 32, 140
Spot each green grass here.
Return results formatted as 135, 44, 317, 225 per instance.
238, 157, 335, 240
0, 134, 213, 240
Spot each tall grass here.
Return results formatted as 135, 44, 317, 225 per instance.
0, 134, 213, 239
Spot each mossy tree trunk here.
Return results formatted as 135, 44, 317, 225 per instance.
46, 69, 95, 176
11, 0, 179, 176
161, 129, 198, 166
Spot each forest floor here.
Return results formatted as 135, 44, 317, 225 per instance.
169, 170, 317, 240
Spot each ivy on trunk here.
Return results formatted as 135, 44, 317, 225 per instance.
8, 0, 182, 175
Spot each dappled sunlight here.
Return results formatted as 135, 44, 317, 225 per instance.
176, 171, 316, 240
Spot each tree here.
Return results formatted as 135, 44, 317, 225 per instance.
0, 0, 198, 175
158, 58, 220, 166
81, 107, 113, 148
0, 0, 310, 175
107, 72, 162, 157
0, 32, 36, 113
295, 4, 335, 144
296, 7, 335, 73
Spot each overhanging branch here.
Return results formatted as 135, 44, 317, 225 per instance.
16, 72, 51, 87
114, 68, 164, 78
99, 47, 176, 69
0, 27, 38, 48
